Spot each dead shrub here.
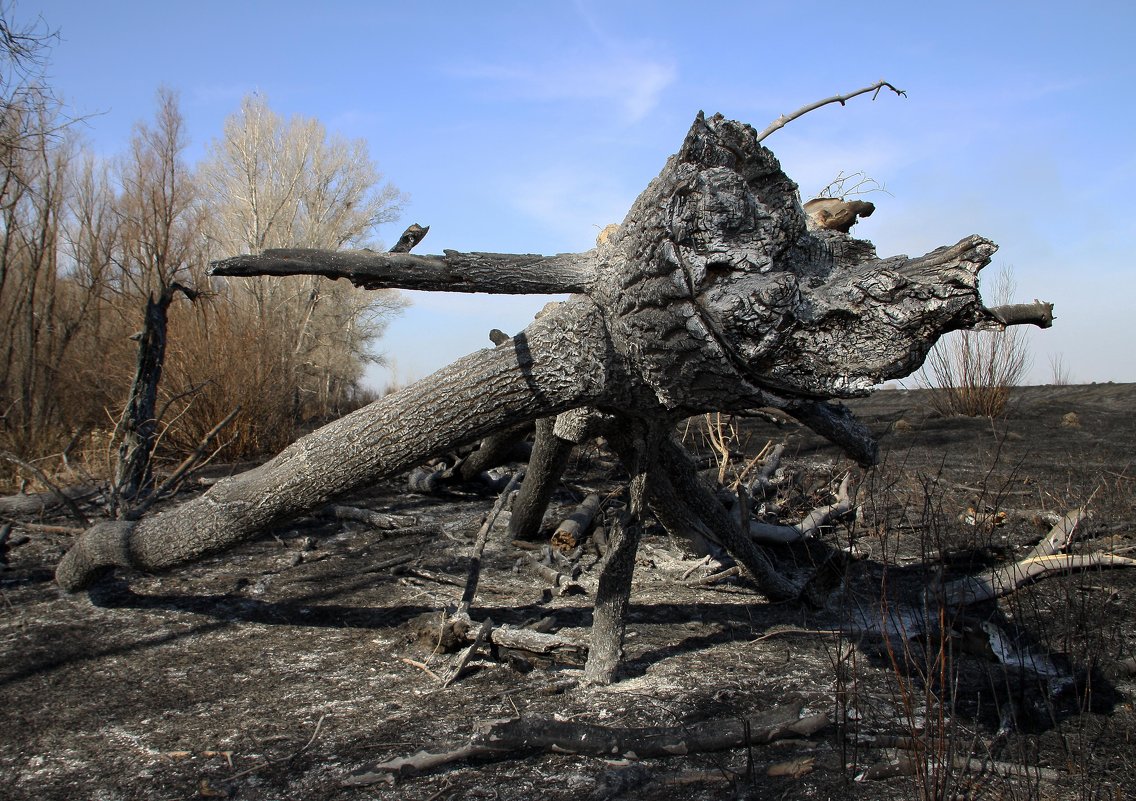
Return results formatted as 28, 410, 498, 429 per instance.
919, 268, 1030, 418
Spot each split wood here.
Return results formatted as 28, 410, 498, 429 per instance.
551, 492, 601, 552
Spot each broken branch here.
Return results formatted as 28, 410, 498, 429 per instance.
756, 80, 906, 143
211, 248, 597, 295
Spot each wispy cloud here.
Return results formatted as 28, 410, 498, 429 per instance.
458, 53, 676, 124
450, 1, 676, 126
497, 163, 636, 248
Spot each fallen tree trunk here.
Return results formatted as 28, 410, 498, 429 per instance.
0, 481, 100, 518
57, 305, 611, 589
57, 111, 1055, 676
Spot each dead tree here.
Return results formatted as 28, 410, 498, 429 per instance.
111, 282, 198, 517
56, 111, 1054, 680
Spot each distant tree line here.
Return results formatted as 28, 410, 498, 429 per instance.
0, 4, 406, 489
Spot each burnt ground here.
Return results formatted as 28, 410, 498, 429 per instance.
2, 384, 1136, 801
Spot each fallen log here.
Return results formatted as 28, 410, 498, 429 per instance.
343, 706, 829, 783
321, 505, 416, 530
551, 492, 601, 552
944, 553, 1136, 606
942, 510, 1136, 605
0, 482, 101, 518
749, 472, 854, 544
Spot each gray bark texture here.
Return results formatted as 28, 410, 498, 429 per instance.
506, 417, 575, 541
57, 111, 1051, 593
584, 511, 642, 685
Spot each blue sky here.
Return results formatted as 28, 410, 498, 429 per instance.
25, 0, 1136, 387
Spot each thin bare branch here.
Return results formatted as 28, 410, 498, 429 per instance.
756, 80, 907, 143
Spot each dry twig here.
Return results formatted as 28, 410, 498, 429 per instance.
458, 468, 524, 614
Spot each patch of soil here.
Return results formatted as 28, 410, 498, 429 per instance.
2, 385, 1135, 800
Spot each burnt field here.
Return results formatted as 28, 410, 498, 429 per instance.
3, 384, 1135, 801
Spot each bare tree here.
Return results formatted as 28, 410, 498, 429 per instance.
0, 85, 74, 464
0, 3, 111, 484
106, 88, 203, 512
0, 0, 59, 136
198, 94, 407, 420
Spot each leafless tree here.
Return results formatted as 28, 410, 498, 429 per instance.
198, 93, 407, 420
0, 84, 74, 463
102, 88, 204, 511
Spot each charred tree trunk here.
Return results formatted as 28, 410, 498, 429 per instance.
59, 112, 1054, 602
584, 510, 642, 685
111, 283, 196, 517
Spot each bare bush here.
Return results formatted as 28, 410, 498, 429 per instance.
920, 267, 1030, 417
1048, 352, 1072, 386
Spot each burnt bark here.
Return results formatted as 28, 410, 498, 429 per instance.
112, 282, 197, 516
59, 111, 1053, 608
583, 510, 642, 685
212, 248, 596, 294
506, 417, 575, 541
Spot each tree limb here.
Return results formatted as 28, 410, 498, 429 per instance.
458, 469, 524, 615
749, 472, 854, 544
211, 248, 597, 295
941, 509, 1136, 605
756, 80, 906, 143
978, 301, 1055, 330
